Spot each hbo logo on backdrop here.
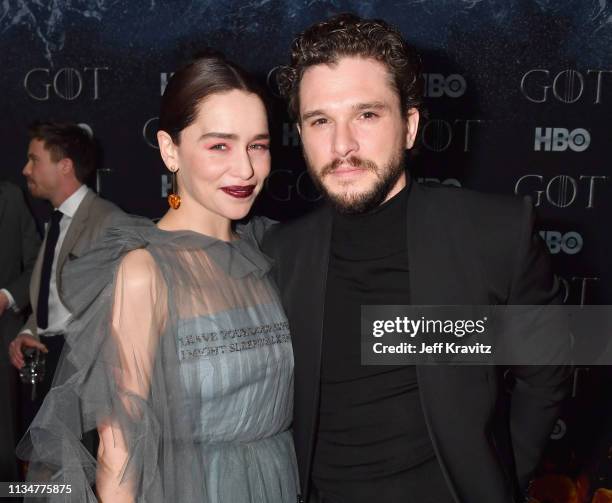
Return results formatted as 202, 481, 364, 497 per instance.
423, 74, 467, 98
534, 127, 590, 152
539, 231, 583, 255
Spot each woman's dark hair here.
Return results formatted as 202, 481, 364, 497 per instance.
159, 50, 268, 144
277, 13, 423, 122
27, 121, 96, 183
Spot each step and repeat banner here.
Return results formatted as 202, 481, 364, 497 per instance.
1, 1, 611, 501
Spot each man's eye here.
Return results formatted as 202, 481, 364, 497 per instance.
210, 144, 228, 151
361, 111, 378, 119
311, 118, 328, 126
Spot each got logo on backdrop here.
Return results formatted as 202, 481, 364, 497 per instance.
520, 69, 612, 104
558, 275, 600, 306
23, 67, 109, 101
514, 174, 609, 209
143, 117, 159, 149
419, 119, 485, 152
160, 72, 175, 95
265, 169, 321, 202
143, 72, 176, 150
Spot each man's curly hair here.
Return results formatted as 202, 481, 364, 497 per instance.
277, 13, 423, 122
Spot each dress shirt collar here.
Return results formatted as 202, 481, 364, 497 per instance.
56, 184, 89, 218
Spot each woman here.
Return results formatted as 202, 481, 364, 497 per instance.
17, 52, 298, 502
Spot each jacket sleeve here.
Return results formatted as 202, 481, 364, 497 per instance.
5, 188, 41, 309
20, 312, 39, 340
506, 197, 573, 491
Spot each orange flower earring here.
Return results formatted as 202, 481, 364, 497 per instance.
168, 168, 181, 209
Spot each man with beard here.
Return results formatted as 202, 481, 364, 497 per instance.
263, 13, 571, 503
8, 121, 122, 432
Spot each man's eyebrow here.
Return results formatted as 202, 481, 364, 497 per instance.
301, 102, 389, 122
301, 109, 326, 122
251, 133, 271, 141
353, 101, 388, 111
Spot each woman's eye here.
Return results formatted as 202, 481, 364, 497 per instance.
210, 144, 228, 151
249, 143, 270, 151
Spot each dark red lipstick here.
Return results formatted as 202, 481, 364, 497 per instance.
221, 185, 256, 198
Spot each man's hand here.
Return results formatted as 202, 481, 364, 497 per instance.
8, 333, 48, 369
0, 291, 9, 317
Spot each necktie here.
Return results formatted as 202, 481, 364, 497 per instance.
36, 210, 63, 330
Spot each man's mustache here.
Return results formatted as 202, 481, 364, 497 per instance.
320, 156, 378, 177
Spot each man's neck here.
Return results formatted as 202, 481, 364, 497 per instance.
380, 171, 408, 206
50, 182, 83, 209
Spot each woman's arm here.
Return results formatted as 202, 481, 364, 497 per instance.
96, 249, 166, 502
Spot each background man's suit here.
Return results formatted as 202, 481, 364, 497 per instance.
22, 189, 120, 339
0, 181, 40, 480
263, 181, 572, 503
20, 188, 122, 431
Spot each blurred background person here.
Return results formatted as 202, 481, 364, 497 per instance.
7, 121, 122, 435
0, 179, 40, 481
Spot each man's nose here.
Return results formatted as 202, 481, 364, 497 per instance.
332, 122, 359, 158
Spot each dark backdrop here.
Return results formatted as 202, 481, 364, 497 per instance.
1, 1, 611, 501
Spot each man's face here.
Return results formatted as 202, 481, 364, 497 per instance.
298, 56, 419, 214
22, 139, 62, 201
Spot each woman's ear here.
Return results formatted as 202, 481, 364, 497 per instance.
157, 131, 179, 171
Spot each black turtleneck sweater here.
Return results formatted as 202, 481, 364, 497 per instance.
312, 183, 442, 502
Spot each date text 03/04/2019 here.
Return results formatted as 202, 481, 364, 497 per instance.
372, 342, 492, 354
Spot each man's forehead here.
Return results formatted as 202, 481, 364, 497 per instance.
299, 57, 398, 112
301, 56, 389, 83
28, 138, 51, 155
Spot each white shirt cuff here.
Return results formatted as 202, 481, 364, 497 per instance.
0, 288, 18, 312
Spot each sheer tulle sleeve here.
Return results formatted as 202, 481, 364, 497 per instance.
16, 218, 210, 502
95, 249, 166, 502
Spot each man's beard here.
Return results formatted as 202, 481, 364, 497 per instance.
305, 148, 406, 215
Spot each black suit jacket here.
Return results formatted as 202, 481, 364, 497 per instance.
0, 181, 40, 479
0, 181, 41, 343
262, 181, 572, 503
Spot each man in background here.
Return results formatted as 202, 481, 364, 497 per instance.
8, 121, 122, 431
0, 179, 40, 480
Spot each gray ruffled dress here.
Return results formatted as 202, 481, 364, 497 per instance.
17, 215, 298, 502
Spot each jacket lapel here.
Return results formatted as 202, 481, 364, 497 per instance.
286, 205, 333, 490
405, 182, 461, 503
407, 182, 513, 502
55, 191, 94, 288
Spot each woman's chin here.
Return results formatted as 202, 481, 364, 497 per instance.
221, 205, 253, 222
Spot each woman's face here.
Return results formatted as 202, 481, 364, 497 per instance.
160, 89, 270, 222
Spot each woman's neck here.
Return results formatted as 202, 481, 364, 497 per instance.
157, 205, 235, 241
